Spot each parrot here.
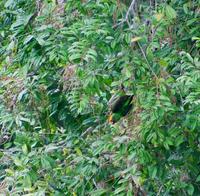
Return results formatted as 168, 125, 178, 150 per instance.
108, 91, 134, 124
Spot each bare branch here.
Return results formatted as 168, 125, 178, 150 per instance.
113, 0, 137, 28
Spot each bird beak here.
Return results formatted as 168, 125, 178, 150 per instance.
108, 114, 113, 124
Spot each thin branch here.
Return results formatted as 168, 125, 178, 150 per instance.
137, 42, 159, 80
113, 0, 137, 28
156, 185, 163, 196
81, 127, 93, 137
125, 0, 136, 21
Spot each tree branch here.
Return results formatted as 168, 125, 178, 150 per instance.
113, 0, 137, 28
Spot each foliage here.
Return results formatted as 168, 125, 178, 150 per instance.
0, 0, 200, 195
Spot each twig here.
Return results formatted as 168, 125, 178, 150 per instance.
156, 185, 163, 196
81, 127, 93, 137
137, 42, 158, 80
113, 0, 137, 28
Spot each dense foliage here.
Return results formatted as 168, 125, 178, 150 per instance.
0, 0, 200, 195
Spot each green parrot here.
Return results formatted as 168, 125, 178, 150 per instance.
108, 91, 134, 124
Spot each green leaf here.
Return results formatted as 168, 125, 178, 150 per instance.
183, 3, 188, 14
159, 59, 168, 67
196, 175, 200, 182
23, 174, 32, 188
148, 166, 157, 179
7, 40, 15, 51
24, 35, 34, 44
175, 135, 184, 147
165, 5, 177, 19
36, 37, 46, 46
75, 147, 82, 156
14, 157, 23, 167
22, 144, 29, 154
114, 186, 126, 194
41, 156, 52, 169
18, 89, 27, 101
69, 53, 82, 61
187, 184, 194, 196
5, 0, 14, 8
90, 189, 107, 196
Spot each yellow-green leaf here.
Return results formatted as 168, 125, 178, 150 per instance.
155, 13, 164, 21
131, 37, 142, 43
75, 147, 82, 156
22, 144, 29, 154
159, 59, 168, 67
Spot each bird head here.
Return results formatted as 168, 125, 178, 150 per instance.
108, 113, 121, 124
